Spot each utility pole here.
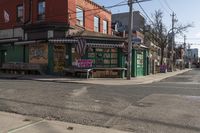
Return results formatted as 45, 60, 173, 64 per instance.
183, 35, 186, 69
127, 0, 133, 80
171, 12, 175, 71
126, 0, 151, 80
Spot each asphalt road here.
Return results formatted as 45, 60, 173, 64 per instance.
0, 69, 200, 133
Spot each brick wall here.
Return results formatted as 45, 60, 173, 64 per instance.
0, 0, 68, 30
0, 0, 111, 34
68, 0, 112, 34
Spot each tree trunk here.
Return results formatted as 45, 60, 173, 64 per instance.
160, 46, 165, 65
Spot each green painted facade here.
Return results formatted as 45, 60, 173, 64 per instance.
0, 44, 29, 65
47, 44, 54, 74
0, 43, 147, 79
132, 48, 149, 77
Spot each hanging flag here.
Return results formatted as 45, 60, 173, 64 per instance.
4, 10, 10, 23
75, 38, 87, 57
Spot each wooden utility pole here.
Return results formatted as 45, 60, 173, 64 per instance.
127, 0, 133, 80
127, 0, 151, 80
171, 12, 175, 71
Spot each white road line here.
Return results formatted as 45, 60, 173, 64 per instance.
7, 119, 45, 133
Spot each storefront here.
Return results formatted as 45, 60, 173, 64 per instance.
132, 45, 149, 77
48, 35, 126, 78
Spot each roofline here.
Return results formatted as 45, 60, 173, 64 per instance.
84, 0, 111, 14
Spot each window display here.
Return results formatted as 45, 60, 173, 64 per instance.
87, 48, 118, 68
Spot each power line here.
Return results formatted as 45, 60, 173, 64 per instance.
136, 1, 154, 24
69, 0, 128, 15
163, 0, 174, 12
157, 0, 171, 15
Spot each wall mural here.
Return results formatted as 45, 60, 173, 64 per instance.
29, 44, 48, 64
54, 44, 66, 72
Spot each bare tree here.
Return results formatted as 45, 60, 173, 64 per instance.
147, 10, 192, 65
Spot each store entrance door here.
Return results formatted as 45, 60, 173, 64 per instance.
136, 51, 144, 76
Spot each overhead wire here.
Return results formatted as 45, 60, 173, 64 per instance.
157, 0, 171, 15
136, 1, 154, 25
163, 0, 174, 12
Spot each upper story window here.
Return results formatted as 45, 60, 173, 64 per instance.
16, 5, 24, 22
94, 16, 100, 32
38, 0, 45, 20
103, 20, 108, 34
76, 7, 84, 26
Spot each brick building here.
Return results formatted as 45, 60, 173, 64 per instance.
0, 0, 125, 78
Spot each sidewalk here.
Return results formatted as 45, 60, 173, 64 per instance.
0, 69, 191, 86
0, 111, 131, 133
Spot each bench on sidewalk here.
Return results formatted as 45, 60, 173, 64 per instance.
64, 67, 127, 78
92, 67, 127, 78
64, 68, 92, 79
0, 63, 46, 75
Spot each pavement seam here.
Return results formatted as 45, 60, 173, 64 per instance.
7, 119, 45, 133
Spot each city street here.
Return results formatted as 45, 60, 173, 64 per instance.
0, 69, 200, 132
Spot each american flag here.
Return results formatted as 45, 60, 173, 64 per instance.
75, 38, 87, 57
4, 10, 10, 23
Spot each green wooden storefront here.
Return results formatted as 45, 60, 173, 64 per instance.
47, 34, 126, 78
0, 44, 29, 66
132, 48, 149, 77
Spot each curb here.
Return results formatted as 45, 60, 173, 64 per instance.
0, 69, 192, 85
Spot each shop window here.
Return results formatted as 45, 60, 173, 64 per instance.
87, 48, 118, 68
16, 5, 24, 22
38, 0, 45, 20
94, 16, 100, 32
76, 7, 84, 26
103, 20, 108, 34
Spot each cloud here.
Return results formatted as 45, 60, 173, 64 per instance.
195, 32, 200, 38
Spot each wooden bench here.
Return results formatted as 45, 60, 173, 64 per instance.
64, 67, 127, 78
92, 67, 127, 78
0, 63, 46, 75
64, 68, 92, 79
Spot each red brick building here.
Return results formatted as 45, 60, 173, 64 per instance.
68, 0, 111, 34
0, 0, 125, 77
0, 0, 111, 35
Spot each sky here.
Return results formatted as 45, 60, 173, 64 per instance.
94, 0, 200, 54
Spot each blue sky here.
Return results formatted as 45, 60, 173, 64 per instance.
94, 0, 200, 52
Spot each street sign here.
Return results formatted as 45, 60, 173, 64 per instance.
132, 37, 142, 44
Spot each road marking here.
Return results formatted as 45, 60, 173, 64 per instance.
7, 119, 45, 133
71, 86, 88, 97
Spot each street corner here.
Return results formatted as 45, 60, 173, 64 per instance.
129, 94, 200, 133
0, 111, 132, 133
0, 112, 42, 133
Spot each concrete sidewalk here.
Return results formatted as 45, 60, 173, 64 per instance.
0, 111, 131, 133
0, 69, 191, 85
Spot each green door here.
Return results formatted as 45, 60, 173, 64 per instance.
0, 50, 6, 67
136, 51, 144, 76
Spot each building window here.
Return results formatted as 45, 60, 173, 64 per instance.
38, 0, 45, 20
94, 16, 100, 32
17, 5, 24, 22
103, 20, 108, 34
76, 7, 84, 26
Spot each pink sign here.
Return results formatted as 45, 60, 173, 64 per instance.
77, 59, 93, 68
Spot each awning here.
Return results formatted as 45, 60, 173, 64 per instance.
0, 38, 20, 44
48, 39, 124, 48
87, 43, 124, 48
48, 39, 78, 44
133, 44, 149, 49
14, 40, 46, 45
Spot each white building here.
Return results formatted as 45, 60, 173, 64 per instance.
186, 48, 199, 63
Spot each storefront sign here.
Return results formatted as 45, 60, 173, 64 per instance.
77, 59, 93, 68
